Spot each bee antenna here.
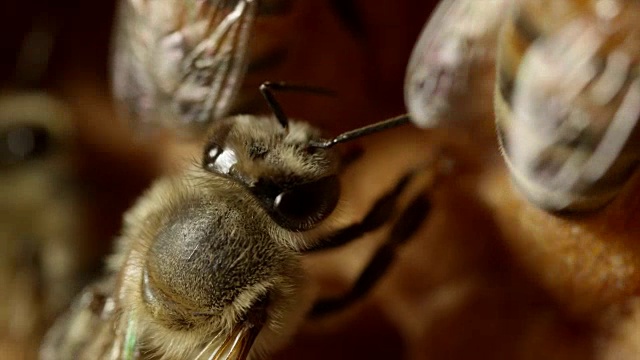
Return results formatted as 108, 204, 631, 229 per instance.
308, 114, 412, 149
259, 81, 336, 131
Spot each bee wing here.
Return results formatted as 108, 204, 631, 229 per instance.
506, 17, 640, 210
112, 0, 258, 135
405, 0, 513, 128
40, 278, 135, 360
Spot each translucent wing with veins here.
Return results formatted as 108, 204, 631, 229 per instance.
409, 0, 640, 212
404, 0, 512, 128
498, 1, 640, 211
496, 0, 640, 211
112, 0, 257, 135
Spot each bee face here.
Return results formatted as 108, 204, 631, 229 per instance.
202, 115, 341, 231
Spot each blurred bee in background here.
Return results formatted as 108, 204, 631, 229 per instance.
111, 0, 257, 133
111, 0, 378, 136
41, 81, 434, 359
0, 18, 94, 356
405, 0, 640, 212
404, 0, 511, 129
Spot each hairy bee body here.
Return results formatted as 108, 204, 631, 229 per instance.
44, 171, 309, 359
0, 93, 89, 347
406, 0, 640, 212
41, 115, 344, 360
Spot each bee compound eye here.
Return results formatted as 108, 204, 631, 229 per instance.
1, 125, 51, 165
272, 175, 340, 231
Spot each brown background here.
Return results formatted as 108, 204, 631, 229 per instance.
3, 1, 640, 359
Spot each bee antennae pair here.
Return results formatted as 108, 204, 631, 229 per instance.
259, 81, 411, 147
259, 81, 336, 130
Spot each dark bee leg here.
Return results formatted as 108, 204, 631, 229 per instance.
259, 81, 336, 129
302, 170, 416, 253
309, 195, 431, 317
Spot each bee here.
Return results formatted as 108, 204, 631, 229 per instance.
40, 82, 433, 360
0, 18, 92, 354
111, 0, 257, 133
404, 0, 512, 129
405, 0, 640, 212
111, 0, 375, 136
0, 94, 87, 340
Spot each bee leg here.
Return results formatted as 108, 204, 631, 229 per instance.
309, 195, 431, 318
302, 169, 417, 253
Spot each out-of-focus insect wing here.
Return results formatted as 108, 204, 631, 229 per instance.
112, 0, 258, 135
501, 7, 640, 211
39, 279, 135, 360
404, 0, 513, 128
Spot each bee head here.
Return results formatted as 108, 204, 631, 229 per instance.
202, 115, 341, 231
